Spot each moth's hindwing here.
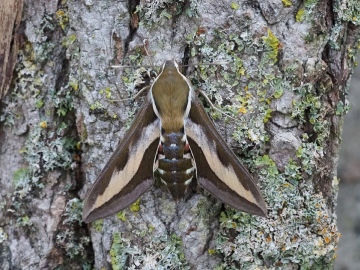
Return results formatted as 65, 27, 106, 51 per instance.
83, 96, 160, 223
186, 99, 267, 217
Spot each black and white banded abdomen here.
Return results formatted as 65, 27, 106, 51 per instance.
156, 131, 195, 199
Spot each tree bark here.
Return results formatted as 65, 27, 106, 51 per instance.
1, 0, 359, 269
0, 0, 23, 99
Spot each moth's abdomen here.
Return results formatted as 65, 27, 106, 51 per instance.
157, 132, 195, 200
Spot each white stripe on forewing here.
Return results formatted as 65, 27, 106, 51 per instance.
161, 178, 167, 185
186, 121, 258, 204
185, 167, 195, 174
184, 177, 193, 185
92, 119, 160, 210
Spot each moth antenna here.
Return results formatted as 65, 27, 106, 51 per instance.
107, 86, 150, 102
197, 89, 238, 121
111, 61, 229, 69
181, 61, 229, 68
111, 64, 157, 69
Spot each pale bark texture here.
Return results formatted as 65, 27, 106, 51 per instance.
0, 0, 359, 269
0, 0, 23, 99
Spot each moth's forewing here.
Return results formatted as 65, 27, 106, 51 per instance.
186, 99, 267, 217
83, 96, 160, 223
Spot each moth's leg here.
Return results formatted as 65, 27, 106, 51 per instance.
107, 85, 150, 102
196, 89, 238, 121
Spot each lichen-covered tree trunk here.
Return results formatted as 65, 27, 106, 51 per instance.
1, 0, 359, 269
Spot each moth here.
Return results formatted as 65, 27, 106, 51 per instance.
82, 60, 267, 223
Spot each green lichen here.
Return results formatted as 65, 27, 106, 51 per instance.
89, 101, 104, 112
117, 211, 127, 221
262, 29, 280, 64
230, 2, 239, 10
129, 198, 141, 212
99, 87, 112, 99
16, 216, 32, 227
110, 233, 127, 270
263, 108, 272, 123
69, 79, 79, 91
282, 0, 292, 8
296, 9, 305, 22
35, 99, 44, 109
56, 9, 69, 30
273, 87, 284, 99
61, 34, 77, 47
254, 155, 279, 177
284, 159, 302, 185
93, 220, 103, 232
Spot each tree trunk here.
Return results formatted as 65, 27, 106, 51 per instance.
1, 0, 359, 269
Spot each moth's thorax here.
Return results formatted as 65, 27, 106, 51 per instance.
151, 61, 191, 132
157, 131, 195, 200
